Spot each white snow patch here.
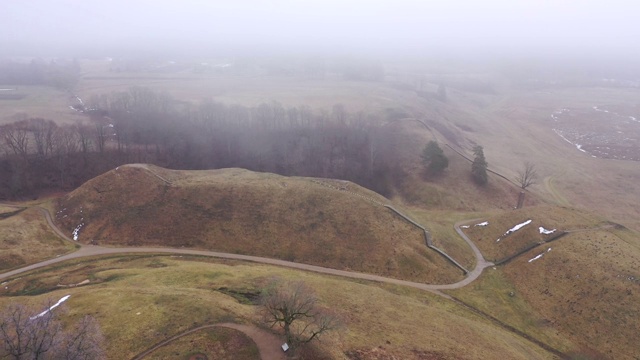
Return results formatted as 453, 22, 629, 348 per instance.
72, 223, 84, 241
528, 254, 543, 262
504, 219, 532, 235
475, 221, 489, 227
0, 89, 16, 91
539, 227, 556, 234
30, 295, 70, 320
460, 225, 470, 229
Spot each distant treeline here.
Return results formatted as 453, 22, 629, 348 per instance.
0, 87, 409, 199
109, 56, 385, 81
0, 59, 80, 89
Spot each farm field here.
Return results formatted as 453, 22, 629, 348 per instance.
0, 85, 82, 124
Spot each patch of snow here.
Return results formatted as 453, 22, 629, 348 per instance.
528, 254, 544, 262
475, 221, 489, 227
30, 295, 70, 320
539, 227, 556, 234
547, 247, 552, 252
0, 89, 16, 91
460, 225, 470, 229
504, 219, 532, 236
75, 96, 84, 106
72, 223, 84, 241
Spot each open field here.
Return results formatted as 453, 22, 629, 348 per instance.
0, 85, 83, 124
76, 59, 437, 115
442, 86, 640, 232
0, 254, 557, 359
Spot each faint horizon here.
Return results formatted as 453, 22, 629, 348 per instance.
1, 0, 640, 74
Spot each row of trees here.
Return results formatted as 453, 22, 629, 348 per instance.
420, 141, 539, 191
0, 87, 409, 199
0, 59, 80, 90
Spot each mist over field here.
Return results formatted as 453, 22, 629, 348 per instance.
3, 0, 640, 65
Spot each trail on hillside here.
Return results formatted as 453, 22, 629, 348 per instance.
0, 202, 569, 358
0, 203, 488, 292
543, 174, 571, 207
132, 323, 285, 360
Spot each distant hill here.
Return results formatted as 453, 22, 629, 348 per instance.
55, 164, 465, 284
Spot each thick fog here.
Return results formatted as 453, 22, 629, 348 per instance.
2, 0, 640, 60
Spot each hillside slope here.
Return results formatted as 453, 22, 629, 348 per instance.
55, 165, 465, 284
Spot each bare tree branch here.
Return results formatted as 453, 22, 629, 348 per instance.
515, 161, 538, 190
259, 279, 343, 351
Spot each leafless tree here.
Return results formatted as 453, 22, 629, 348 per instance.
515, 161, 538, 190
259, 280, 342, 350
28, 118, 57, 159
57, 315, 105, 360
1, 122, 30, 158
0, 300, 105, 360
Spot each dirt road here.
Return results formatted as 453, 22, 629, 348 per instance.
0, 204, 492, 292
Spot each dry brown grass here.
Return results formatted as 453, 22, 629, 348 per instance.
460, 205, 604, 262
449, 224, 640, 359
0, 207, 76, 272
54, 165, 464, 284
0, 255, 555, 360
145, 327, 259, 360
453, 87, 640, 232
500, 227, 640, 359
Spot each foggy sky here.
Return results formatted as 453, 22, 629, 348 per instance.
2, 0, 640, 59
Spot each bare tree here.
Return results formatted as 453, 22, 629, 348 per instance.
58, 315, 105, 360
0, 301, 105, 360
259, 280, 342, 351
515, 161, 538, 190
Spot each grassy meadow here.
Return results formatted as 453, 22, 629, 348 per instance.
0, 255, 556, 360
0, 206, 77, 271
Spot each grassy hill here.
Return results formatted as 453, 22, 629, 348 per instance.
54, 164, 465, 284
0, 206, 76, 271
449, 208, 640, 359
0, 254, 556, 360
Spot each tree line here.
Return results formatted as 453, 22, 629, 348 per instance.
0, 59, 80, 90
0, 87, 408, 199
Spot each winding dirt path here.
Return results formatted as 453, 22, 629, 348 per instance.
543, 174, 571, 207
132, 323, 284, 360
0, 204, 491, 290
0, 205, 492, 293
0, 203, 566, 358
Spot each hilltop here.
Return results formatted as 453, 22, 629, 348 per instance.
54, 164, 466, 284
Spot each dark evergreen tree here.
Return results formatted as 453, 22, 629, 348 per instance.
471, 145, 488, 185
421, 141, 448, 175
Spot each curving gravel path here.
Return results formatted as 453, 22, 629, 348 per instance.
131, 323, 285, 360
0, 204, 492, 292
